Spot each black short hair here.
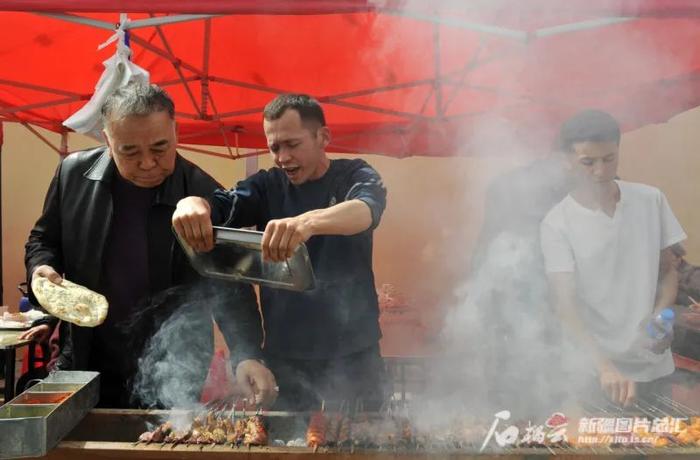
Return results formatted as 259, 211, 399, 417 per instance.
559, 109, 621, 152
263, 93, 326, 129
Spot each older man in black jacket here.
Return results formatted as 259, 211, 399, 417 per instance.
24, 83, 276, 408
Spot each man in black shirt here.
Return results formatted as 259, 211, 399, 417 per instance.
173, 94, 388, 410
25, 83, 275, 408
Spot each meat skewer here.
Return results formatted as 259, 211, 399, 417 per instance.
397, 415, 413, 446
244, 415, 268, 446
349, 414, 373, 449
211, 426, 227, 444
230, 417, 248, 447
138, 429, 153, 443
324, 413, 342, 447
168, 430, 192, 449
306, 411, 327, 450
337, 415, 352, 447
135, 431, 152, 446
137, 422, 172, 445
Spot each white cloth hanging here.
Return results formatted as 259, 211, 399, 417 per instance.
63, 14, 149, 139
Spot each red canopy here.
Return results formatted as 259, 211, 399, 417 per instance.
2, 1, 700, 157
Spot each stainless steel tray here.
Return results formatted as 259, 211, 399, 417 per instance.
0, 371, 99, 459
176, 226, 315, 291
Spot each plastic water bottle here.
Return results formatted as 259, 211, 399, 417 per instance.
19, 296, 32, 313
644, 308, 675, 354
646, 308, 675, 340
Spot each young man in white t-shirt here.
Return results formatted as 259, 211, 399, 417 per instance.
540, 110, 686, 407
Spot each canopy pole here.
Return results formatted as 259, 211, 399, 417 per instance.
200, 18, 211, 117
442, 38, 485, 115
176, 144, 263, 160
0, 79, 82, 98
1, 96, 83, 116
199, 17, 235, 158
433, 23, 443, 118
60, 131, 69, 157
386, 10, 527, 41
38, 12, 218, 31
534, 17, 634, 38
149, 17, 203, 117
207, 95, 234, 158
19, 123, 62, 155
128, 34, 205, 76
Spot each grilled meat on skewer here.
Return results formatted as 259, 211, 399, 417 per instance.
199, 429, 216, 445
186, 429, 203, 445
164, 429, 188, 443
673, 417, 700, 446
654, 433, 679, 448
191, 416, 204, 430
168, 430, 192, 449
206, 411, 218, 428
211, 427, 227, 444
222, 417, 235, 434
142, 422, 172, 444
137, 431, 153, 443
324, 413, 342, 447
350, 414, 373, 447
244, 415, 268, 446
375, 417, 400, 448
306, 411, 327, 448
337, 415, 352, 447
230, 418, 248, 446
397, 416, 413, 446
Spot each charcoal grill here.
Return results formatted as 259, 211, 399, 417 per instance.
27, 407, 700, 459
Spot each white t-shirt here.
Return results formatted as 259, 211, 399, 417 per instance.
540, 181, 687, 382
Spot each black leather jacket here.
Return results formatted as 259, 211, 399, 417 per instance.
25, 147, 262, 373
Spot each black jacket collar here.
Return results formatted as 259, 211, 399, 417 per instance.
82, 146, 187, 207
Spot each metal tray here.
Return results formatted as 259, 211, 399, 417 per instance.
0, 371, 99, 459
176, 226, 315, 291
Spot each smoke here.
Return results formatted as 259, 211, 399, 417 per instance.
128, 283, 220, 414
422, 230, 591, 421
131, 303, 213, 409
345, 0, 700, 431
397, 148, 599, 429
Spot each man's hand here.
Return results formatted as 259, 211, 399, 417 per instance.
172, 197, 214, 252
235, 360, 278, 408
19, 324, 52, 343
598, 360, 636, 407
261, 216, 313, 262
32, 265, 62, 285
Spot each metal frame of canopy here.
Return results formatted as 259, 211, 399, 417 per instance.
0, 9, 638, 157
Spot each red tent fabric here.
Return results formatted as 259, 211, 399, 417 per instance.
1, 1, 700, 157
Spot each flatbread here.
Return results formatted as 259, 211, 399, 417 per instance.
31, 278, 108, 327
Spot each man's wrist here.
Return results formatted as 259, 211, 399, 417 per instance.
298, 210, 317, 238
